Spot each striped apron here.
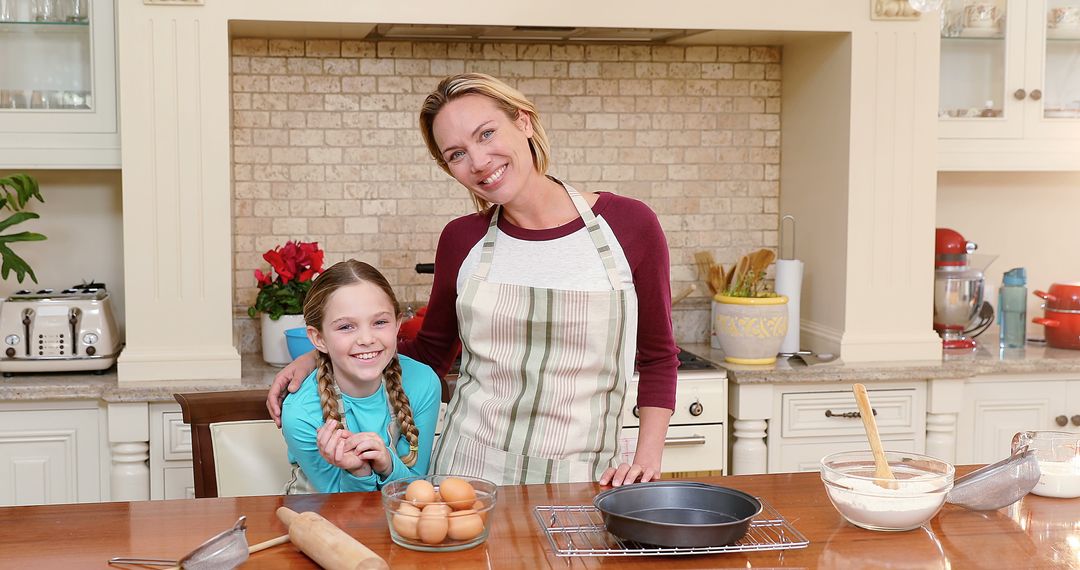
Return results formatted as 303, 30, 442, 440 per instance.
432, 185, 637, 484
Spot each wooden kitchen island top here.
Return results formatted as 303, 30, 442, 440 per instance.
1, 470, 1075, 569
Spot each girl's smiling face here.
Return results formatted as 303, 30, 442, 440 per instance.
432, 94, 540, 208
308, 281, 400, 394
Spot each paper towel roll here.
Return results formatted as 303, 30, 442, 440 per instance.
775, 259, 804, 354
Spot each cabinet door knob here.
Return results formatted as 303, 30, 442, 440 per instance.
1056, 414, 1068, 427
632, 405, 639, 418
1013, 89, 1027, 100
1072, 414, 1080, 427
1030, 89, 1043, 101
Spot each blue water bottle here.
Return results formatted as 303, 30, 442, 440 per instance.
998, 267, 1027, 349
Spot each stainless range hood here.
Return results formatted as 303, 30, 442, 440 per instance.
226, 21, 743, 44
370, 23, 700, 42
228, 20, 816, 46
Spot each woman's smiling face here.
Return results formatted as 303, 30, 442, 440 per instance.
308, 281, 400, 391
431, 94, 539, 208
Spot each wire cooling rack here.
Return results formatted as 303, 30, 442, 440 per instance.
533, 497, 809, 557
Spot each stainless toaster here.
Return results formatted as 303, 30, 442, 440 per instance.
0, 283, 123, 374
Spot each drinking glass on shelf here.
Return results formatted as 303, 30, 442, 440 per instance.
0, 0, 13, 22
29, 90, 52, 109
0, 90, 18, 109
66, 0, 85, 21
33, 0, 56, 21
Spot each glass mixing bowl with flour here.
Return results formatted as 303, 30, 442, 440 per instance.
820, 450, 955, 531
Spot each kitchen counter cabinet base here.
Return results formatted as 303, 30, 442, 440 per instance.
0, 400, 104, 506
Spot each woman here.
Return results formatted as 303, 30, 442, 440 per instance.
268, 73, 678, 486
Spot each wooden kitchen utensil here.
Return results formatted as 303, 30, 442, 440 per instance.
852, 384, 898, 489
694, 251, 719, 294
276, 507, 389, 570
672, 283, 697, 305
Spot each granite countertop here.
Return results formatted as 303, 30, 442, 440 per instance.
681, 340, 1080, 384
0, 355, 282, 403
5, 340, 1080, 403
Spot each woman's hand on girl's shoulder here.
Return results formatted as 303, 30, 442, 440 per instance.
267, 350, 319, 427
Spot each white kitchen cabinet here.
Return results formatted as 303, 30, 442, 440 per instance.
148, 402, 193, 500
0, 400, 104, 506
0, 0, 119, 168
956, 373, 1080, 464
767, 384, 926, 473
728, 381, 928, 475
939, 0, 1080, 170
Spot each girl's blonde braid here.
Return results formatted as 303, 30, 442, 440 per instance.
315, 351, 346, 430
384, 356, 419, 467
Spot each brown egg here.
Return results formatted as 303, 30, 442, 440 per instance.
392, 503, 421, 540
417, 510, 449, 545
422, 502, 452, 517
438, 477, 477, 510
405, 479, 436, 508
472, 499, 487, 522
447, 509, 485, 541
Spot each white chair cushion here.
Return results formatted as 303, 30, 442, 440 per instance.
209, 419, 293, 498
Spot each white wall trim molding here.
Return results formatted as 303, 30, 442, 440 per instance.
118, 8, 237, 384
839, 330, 943, 362
799, 319, 844, 356
117, 347, 241, 383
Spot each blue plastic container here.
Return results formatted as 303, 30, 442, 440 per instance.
284, 327, 315, 359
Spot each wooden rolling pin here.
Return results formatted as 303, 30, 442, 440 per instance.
276, 507, 389, 570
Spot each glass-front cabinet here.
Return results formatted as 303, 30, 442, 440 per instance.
939, 0, 1080, 170
0, 0, 118, 168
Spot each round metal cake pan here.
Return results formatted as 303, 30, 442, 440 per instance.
593, 482, 762, 547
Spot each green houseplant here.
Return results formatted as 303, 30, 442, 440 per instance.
705, 248, 789, 365
0, 173, 46, 283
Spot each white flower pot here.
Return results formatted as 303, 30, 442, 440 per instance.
712, 295, 789, 365
260, 313, 305, 367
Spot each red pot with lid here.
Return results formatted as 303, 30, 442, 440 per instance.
1033, 282, 1080, 350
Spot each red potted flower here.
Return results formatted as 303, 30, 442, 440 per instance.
248, 241, 324, 365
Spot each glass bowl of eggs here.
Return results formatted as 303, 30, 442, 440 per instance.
381, 475, 497, 551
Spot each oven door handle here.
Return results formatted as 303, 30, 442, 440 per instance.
663, 435, 707, 447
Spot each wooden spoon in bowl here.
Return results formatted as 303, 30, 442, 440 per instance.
852, 383, 898, 490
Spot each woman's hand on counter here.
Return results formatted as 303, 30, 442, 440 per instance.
599, 406, 672, 486
267, 349, 319, 427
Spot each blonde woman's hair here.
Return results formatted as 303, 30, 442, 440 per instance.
419, 73, 551, 212
302, 259, 419, 467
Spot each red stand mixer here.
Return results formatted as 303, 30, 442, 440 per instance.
933, 228, 994, 350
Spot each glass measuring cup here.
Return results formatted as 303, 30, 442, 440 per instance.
1012, 431, 1080, 499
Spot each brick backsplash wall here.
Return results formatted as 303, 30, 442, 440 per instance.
231, 38, 781, 350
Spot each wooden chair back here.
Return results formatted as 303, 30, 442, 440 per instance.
173, 390, 274, 498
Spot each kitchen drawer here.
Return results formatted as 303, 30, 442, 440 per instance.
774, 438, 917, 473
781, 389, 917, 439
163, 466, 195, 500
161, 411, 192, 461
618, 423, 725, 475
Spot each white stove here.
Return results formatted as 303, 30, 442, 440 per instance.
620, 348, 728, 476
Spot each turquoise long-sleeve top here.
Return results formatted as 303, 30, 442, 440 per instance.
281, 354, 441, 493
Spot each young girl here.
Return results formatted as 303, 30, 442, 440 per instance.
281, 260, 441, 493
